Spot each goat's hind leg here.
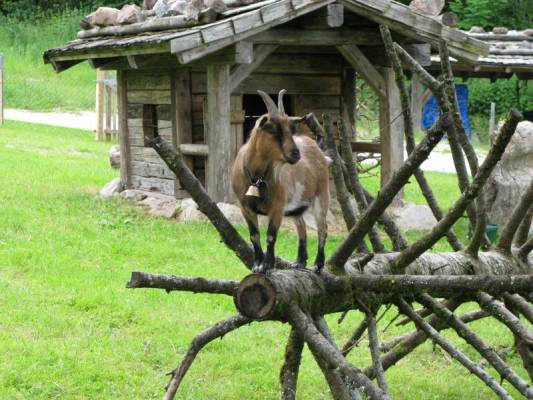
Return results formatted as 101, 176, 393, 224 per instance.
312, 195, 328, 273
293, 216, 308, 269
243, 209, 264, 273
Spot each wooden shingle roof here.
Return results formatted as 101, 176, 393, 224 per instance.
44, 0, 489, 71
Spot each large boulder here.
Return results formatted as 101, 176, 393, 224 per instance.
485, 121, 533, 230
389, 203, 437, 231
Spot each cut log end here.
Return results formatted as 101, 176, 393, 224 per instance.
235, 274, 277, 320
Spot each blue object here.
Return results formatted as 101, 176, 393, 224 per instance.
422, 83, 471, 137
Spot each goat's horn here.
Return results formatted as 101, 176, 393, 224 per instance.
278, 89, 287, 116
257, 90, 279, 116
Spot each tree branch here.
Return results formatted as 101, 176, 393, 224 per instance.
164, 314, 250, 400
126, 271, 237, 296
280, 328, 304, 400
515, 206, 533, 247
341, 317, 368, 356
380, 25, 463, 252
391, 110, 523, 272
150, 136, 292, 270
287, 305, 384, 400
417, 293, 533, 398
365, 311, 390, 399
396, 298, 512, 400
498, 179, 533, 253
475, 291, 533, 345
328, 114, 452, 270
439, 40, 489, 254
338, 119, 386, 253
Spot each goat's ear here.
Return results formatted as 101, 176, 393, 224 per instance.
258, 115, 268, 128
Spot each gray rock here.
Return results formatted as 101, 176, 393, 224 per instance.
153, 0, 187, 16
469, 26, 485, 33
217, 202, 245, 225
109, 145, 121, 169
120, 189, 148, 201
99, 177, 123, 199
485, 121, 533, 230
180, 205, 208, 223
492, 26, 509, 34
390, 203, 437, 231
409, 0, 444, 16
117, 4, 142, 24
139, 194, 180, 219
143, 0, 157, 10
181, 198, 198, 209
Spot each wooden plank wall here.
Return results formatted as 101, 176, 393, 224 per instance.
125, 69, 177, 196
122, 50, 344, 200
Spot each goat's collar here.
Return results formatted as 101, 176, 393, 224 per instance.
243, 159, 270, 187
243, 159, 271, 200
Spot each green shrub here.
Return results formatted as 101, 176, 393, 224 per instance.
450, 0, 532, 30
467, 78, 532, 117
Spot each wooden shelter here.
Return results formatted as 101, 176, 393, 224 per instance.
44, 0, 488, 203
429, 29, 533, 81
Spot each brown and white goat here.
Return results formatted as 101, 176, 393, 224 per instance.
232, 90, 330, 274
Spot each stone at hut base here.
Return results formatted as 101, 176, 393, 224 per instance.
139, 193, 181, 219
109, 145, 121, 169
120, 189, 148, 202
99, 177, 123, 199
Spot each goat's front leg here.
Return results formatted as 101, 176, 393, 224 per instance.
257, 205, 283, 274
242, 208, 264, 272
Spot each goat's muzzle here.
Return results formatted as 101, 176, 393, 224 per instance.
286, 148, 301, 164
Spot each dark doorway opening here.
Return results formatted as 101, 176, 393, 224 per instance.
242, 93, 293, 142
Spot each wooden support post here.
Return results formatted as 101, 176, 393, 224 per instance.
410, 72, 423, 133
172, 69, 193, 198
206, 64, 232, 203
0, 54, 4, 126
96, 69, 105, 141
340, 67, 356, 140
379, 68, 404, 203
117, 70, 131, 189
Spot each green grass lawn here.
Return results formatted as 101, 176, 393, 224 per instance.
0, 120, 528, 399
0, 11, 95, 111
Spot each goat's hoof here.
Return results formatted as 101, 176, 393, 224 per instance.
312, 264, 324, 274
253, 262, 274, 274
291, 262, 307, 270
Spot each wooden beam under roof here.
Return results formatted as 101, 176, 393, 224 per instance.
337, 44, 386, 99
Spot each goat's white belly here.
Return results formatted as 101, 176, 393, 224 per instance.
284, 182, 310, 214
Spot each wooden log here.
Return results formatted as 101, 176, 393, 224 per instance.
230, 45, 278, 92
337, 44, 386, 99
206, 64, 232, 203
234, 252, 533, 320
173, 69, 194, 177
179, 143, 208, 156
77, 9, 217, 39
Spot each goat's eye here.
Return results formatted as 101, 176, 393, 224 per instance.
290, 124, 297, 134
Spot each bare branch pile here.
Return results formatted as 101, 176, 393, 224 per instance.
126, 25, 533, 399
